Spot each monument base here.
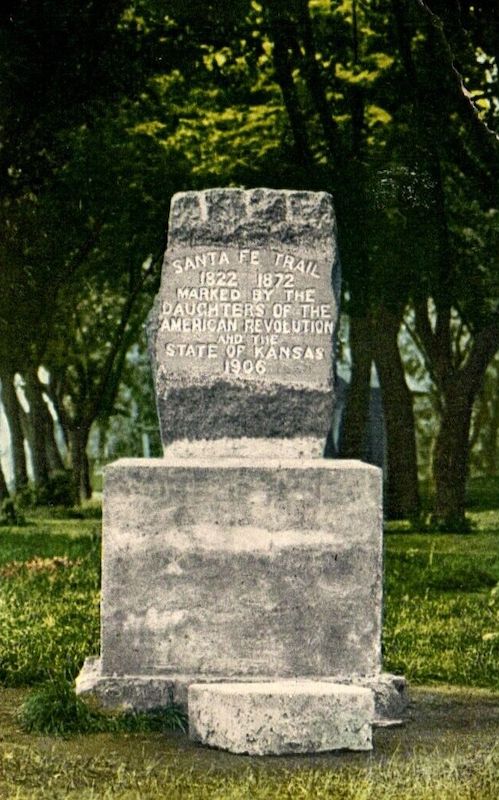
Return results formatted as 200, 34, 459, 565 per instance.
97, 458, 387, 677
77, 455, 407, 751
76, 656, 407, 725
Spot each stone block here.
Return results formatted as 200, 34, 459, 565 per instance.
147, 188, 340, 450
188, 681, 374, 755
76, 658, 407, 724
99, 457, 382, 679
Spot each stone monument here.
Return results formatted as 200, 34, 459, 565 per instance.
76, 188, 406, 755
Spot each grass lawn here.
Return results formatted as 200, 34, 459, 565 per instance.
0, 478, 498, 798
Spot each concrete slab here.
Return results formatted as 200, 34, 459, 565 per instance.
188, 681, 374, 755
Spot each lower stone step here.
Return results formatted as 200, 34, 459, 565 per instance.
188, 680, 374, 755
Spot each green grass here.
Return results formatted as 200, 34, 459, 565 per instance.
383, 523, 499, 688
466, 475, 499, 512
0, 681, 497, 799
1, 745, 499, 800
0, 483, 499, 797
0, 505, 101, 688
0, 541, 100, 686
18, 677, 187, 735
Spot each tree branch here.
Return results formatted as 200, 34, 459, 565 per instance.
413, 299, 440, 383
416, 0, 499, 175
86, 254, 161, 424
461, 319, 499, 395
296, 0, 339, 164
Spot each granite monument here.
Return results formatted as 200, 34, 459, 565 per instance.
76, 188, 406, 755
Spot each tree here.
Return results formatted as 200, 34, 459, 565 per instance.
0, 3, 187, 499
391, 0, 499, 526
0, 456, 9, 501
0, 2, 132, 494
2, 0, 497, 522
161, 0, 499, 523
36, 108, 186, 500
0, 371, 28, 492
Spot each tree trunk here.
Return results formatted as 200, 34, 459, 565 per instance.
23, 368, 50, 487
373, 308, 420, 518
483, 392, 499, 476
479, 359, 499, 476
419, 320, 499, 527
23, 368, 65, 475
267, 6, 314, 169
340, 314, 373, 458
69, 425, 92, 503
0, 368, 28, 490
43, 404, 65, 472
0, 462, 9, 501
433, 381, 474, 527
43, 383, 69, 454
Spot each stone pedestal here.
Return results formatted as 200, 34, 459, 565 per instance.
76, 456, 406, 732
102, 456, 382, 676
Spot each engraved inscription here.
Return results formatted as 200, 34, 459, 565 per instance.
156, 247, 334, 389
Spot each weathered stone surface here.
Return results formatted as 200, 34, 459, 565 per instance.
76, 657, 407, 724
76, 656, 175, 712
76, 186, 407, 748
366, 673, 408, 723
147, 189, 340, 450
160, 436, 325, 460
188, 681, 374, 755
98, 457, 382, 679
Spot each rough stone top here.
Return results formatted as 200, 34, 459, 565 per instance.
167, 188, 337, 252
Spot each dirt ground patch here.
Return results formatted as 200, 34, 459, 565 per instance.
1, 684, 498, 774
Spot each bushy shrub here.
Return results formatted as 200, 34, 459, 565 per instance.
19, 678, 187, 735
43, 471, 78, 507
19, 677, 103, 735
16, 471, 77, 509
0, 497, 25, 526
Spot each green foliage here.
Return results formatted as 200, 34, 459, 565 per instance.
19, 678, 186, 736
43, 471, 79, 509
15, 486, 39, 510
18, 677, 104, 735
0, 0, 497, 525
15, 472, 77, 510
0, 497, 25, 527
0, 0, 147, 197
